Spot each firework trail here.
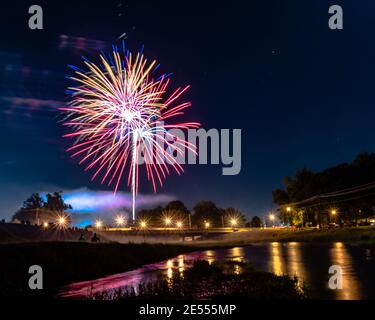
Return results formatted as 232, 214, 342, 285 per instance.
61, 46, 199, 222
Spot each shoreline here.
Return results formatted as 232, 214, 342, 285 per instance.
182, 226, 375, 248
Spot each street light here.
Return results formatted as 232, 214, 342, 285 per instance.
57, 215, 67, 228
95, 220, 103, 229
286, 207, 291, 212
139, 220, 147, 239
176, 221, 183, 228
140, 220, 147, 229
269, 214, 275, 221
115, 215, 125, 227
43, 221, 49, 228
164, 217, 172, 227
331, 210, 337, 216
204, 221, 210, 229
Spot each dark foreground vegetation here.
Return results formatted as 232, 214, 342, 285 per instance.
92, 260, 306, 300
0, 241, 195, 298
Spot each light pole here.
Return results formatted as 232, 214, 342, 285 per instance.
140, 220, 147, 240
176, 221, 184, 241
330, 209, 337, 223
230, 218, 237, 231
269, 213, 275, 227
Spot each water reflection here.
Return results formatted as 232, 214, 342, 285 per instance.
231, 247, 244, 263
178, 255, 185, 276
286, 242, 307, 290
233, 264, 241, 275
270, 242, 284, 276
60, 243, 371, 300
329, 242, 361, 300
166, 260, 173, 280
205, 250, 215, 264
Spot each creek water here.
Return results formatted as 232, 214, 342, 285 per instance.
60, 242, 375, 299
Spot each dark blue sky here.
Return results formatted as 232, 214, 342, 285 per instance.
1, 0, 375, 220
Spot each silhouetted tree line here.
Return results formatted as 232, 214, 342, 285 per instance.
12, 191, 72, 225
272, 153, 375, 227
11, 193, 258, 229
137, 200, 248, 228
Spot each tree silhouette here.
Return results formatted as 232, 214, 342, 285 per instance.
192, 201, 223, 227
273, 153, 375, 226
44, 192, 72, 211
223, 207, 247, 227
22, 193, 44, 210
250, 216, 262, 228
12, 191, 72, 224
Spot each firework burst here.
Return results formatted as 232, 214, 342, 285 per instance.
61, 47, 199, 221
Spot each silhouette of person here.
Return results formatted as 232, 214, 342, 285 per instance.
79, 233, 85, 241
91, 233, 100, 243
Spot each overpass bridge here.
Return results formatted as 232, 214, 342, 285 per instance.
91, 227, 248, 242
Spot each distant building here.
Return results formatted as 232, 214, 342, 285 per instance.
368, 216, 375, 226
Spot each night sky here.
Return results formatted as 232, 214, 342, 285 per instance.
1, 0, 375, 222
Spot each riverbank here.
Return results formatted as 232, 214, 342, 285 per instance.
0, 241, 197, 298
190, 226, 375, 248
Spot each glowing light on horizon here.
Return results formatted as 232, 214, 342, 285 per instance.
140, 220, 147, 229
115, 215, 125, 226
95, 220, 103, 229
56, 215, 68, 229
61, 46, 200, 222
